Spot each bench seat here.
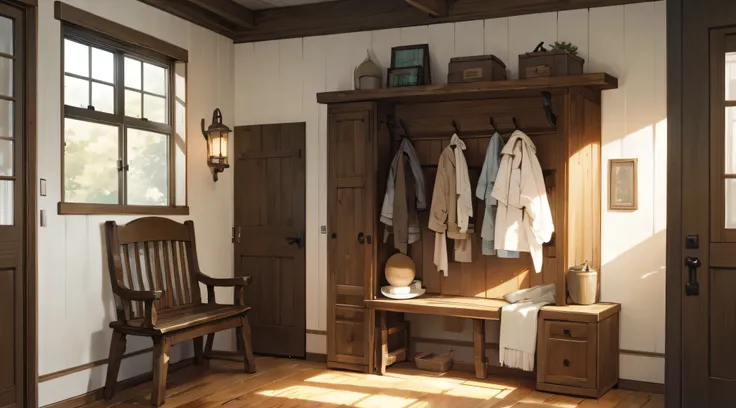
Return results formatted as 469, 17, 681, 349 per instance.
111, 304, 251, 335
365, 295, 509, 320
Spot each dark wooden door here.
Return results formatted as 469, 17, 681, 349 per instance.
670, 0, 736, 405
234, 122, 306, 358
326, 104, 376, 371
0, 2, 26, 408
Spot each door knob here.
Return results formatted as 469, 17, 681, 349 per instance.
685, 256, 701, 296
357, 232, 365, 244
285, 232, 304, 249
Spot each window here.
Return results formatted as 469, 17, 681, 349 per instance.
60, 24, 187, 214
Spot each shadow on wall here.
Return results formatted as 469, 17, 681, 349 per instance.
601, 229, 666, 352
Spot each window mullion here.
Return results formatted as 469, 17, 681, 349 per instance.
116, 51, 126, 205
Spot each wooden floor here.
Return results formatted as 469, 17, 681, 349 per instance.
84, 357, 663, 408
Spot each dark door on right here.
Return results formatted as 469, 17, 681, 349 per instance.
671, 0, 736, 405
233, 122, 306, 358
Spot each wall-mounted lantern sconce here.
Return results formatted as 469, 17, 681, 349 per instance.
201, 108, 231, 182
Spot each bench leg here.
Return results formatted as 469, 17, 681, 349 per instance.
205, 332, 215, 355
379, 311, 388, 375
104, 331, 126, 399
238, 315, 256, 373
193, 337, 205, 366
473, 319, 488, 380
151, 337, 171, 407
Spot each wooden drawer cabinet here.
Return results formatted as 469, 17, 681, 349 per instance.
537, 304, 620, 398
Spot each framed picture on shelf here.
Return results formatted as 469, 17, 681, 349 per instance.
609, 158, 638, 210
390, 44, 431, 85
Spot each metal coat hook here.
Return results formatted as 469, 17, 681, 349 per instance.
512, 117, 520, 130
490, 117, 498, 133
452, 119, 461, 134
541, 91, 557, 129
399, 119, 411, 139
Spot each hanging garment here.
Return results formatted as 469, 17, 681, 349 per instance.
499, 283, 556, 371
381, 138, 426, 253
429, 135, 472, 276
453, 134, 473, 234
491, 130, 554, 272
476, 132, 519, 258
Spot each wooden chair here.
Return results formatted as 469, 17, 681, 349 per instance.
103, 217, 256, 406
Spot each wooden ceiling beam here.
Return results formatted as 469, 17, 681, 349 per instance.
405, 0, 448, 17
139, 0, 239, 38
235, 0, 653, 43
187, 0, 255, 29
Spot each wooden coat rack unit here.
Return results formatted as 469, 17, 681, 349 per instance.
318, 73, 618, 393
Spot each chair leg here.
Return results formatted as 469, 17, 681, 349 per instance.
238, 315, 256, 373
104, 331, 127, 399
193, 337, 205, 366
379, 311, 388, 375
151, 337, 171, 407
205, 332, 215, 355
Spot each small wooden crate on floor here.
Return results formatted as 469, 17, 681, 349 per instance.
536, 303, 620, 398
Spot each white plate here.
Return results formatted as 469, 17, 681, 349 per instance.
381, 286, 426, 300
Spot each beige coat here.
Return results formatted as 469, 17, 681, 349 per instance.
491, 131, 554, 272
429, 136, 472, 275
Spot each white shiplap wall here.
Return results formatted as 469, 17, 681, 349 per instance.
234, 2, 667, 383
37, 0, 236, 405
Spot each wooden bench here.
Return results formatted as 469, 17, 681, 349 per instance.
365, 295, 510, 380
103, 217, 256, 406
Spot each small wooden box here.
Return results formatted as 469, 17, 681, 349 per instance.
448, 55, 507, 83
536, 303, 620, 398
519, 50, 584, 79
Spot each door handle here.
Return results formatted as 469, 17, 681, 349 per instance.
285, 232, 304, 249
357, 232, 365, 244
685, 256, 702, 296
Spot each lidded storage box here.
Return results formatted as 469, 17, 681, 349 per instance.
448, 55, 507, 83
519, 49, 584, 79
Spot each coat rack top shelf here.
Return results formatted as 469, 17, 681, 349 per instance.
316, 73, 618, 104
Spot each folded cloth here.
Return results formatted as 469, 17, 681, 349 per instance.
499, 283, 555, 371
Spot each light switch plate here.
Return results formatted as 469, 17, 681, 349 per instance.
320, 225, 327, 234
40, 178, 46, 196
40, 209, 47, 227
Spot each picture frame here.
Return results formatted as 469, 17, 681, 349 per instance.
609, 158, 638, 210
390, 44, 431, 85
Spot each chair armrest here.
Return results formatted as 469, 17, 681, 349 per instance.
196, 272, 252, 287
115, 287, 162, 302
196, 273, 251, 305
114, 287, 161, 328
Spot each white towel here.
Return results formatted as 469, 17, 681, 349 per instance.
499, 283, 555, 371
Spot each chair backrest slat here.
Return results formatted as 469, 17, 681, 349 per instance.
105, 217, 203, 322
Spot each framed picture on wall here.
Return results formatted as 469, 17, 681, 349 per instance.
609, 158, 638, 211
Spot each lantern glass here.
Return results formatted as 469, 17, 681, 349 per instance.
208, 130, 228, 162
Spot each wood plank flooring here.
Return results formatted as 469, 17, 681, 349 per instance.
81, 357, 662, 408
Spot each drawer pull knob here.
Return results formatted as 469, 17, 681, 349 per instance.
563, 359, 571, 367
563, 329, 571, 336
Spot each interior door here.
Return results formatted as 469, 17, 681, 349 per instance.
0, 2, 25, 408
673, 0, 736, 405
234, 122, 306, 358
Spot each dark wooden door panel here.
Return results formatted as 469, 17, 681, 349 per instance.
676, 1, 736, 405
234, 122, 306, 358
0, 3, 25, 407
327, 106, 374, 369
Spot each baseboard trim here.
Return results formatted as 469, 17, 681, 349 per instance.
618, 379, 665, 394
39, 347, 154, 383
619, 349, 665, 358
41, 357, 195, 408
306, 353, 327, 363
